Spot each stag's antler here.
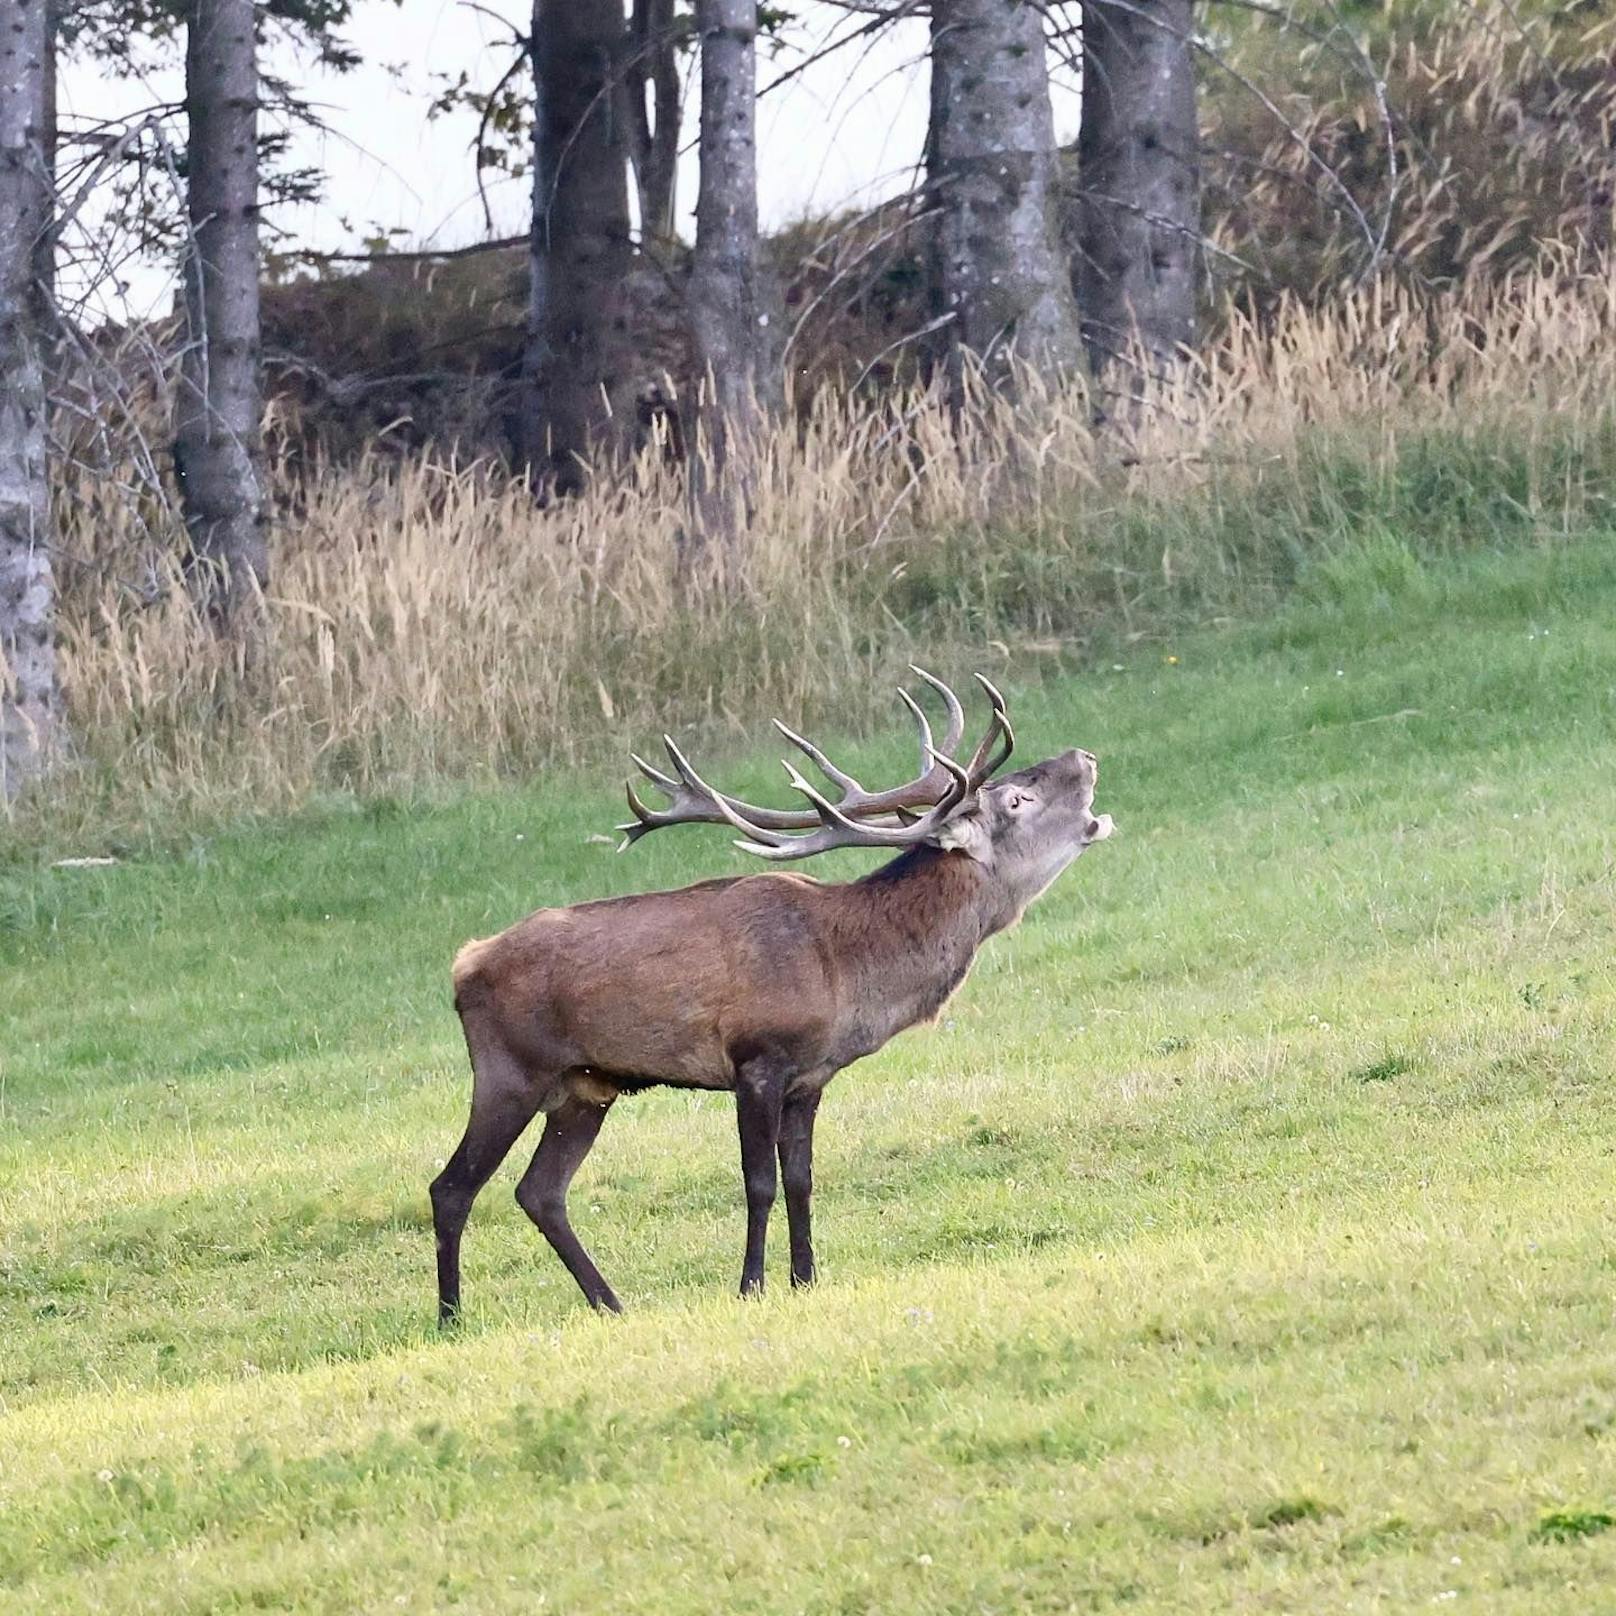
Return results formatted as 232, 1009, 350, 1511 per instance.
617, 668, 1015, 860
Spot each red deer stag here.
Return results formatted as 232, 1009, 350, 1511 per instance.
435, 671, 1113, 1322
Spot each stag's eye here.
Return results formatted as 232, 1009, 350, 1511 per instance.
1003, 790, 1033, 813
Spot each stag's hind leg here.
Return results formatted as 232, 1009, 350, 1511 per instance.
515, 1091, 622, 1313
778, 1087, 824, 1289
431, 1031, 545, 1327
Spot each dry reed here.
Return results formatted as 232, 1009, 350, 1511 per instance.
17, 261, 1616, 837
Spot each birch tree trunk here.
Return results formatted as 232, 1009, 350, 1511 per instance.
0, 0, 62, 799
1075, 0, 1201, 387
928, 0, 1083, 392
690, 0, 773, 478
526, 0, 635, 494
176, 0, 266, 642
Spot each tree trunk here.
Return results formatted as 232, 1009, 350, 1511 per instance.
1075, 0, 1201, 389
176, 0, 266, 641
29, 0, 52, 342
526, 0, 635, 495
0, 0, 62, 800
690, 0, 772, 464
927, 0, 1083, 393
627, 0, 678, 242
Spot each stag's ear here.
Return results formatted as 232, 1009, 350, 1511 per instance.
931, 805, 992, 862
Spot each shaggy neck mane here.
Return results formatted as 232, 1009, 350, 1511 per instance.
832, 843, 994, 952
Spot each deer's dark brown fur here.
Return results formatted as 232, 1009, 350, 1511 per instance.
432, 683, 1111, 1323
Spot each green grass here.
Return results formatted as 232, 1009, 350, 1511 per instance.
3, 531, 1616, 1612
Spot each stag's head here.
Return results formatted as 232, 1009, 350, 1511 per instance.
618, 670, 1113, 900
932, 745, 1113, 902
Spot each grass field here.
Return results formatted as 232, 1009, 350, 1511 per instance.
4, 529, 1616, 1612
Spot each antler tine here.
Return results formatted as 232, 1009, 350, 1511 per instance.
909, 666, 966, 755
961, 672, 1015, 784
630, 751, 678, 791
661, 734, 711, 795
927, 743, 974, 799
896, 686, 935, 777
773, 719, 863, 794
781, 762, 886, 837
615, 753, 685, 848
617, 766, 715, 850
975, 673, 1016, 777
616, 793, 651, 850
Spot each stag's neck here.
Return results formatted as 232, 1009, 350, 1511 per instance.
851, 841, 1034, 937
820, 845, 999, 1053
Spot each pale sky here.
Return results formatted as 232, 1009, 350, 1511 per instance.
60, 0, 1081, 315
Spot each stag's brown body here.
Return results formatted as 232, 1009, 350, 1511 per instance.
432, 677, 1112, 1322
453, 850, 1005, 1104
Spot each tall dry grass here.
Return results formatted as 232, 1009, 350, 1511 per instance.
22, 262, 1616, 836
1201, 0, 1616, 305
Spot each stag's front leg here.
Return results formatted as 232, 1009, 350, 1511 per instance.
734, 1063, 788, 1296
778, 1087, 823, 1288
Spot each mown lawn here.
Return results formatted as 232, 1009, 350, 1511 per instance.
3, 533, 1616, 1613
